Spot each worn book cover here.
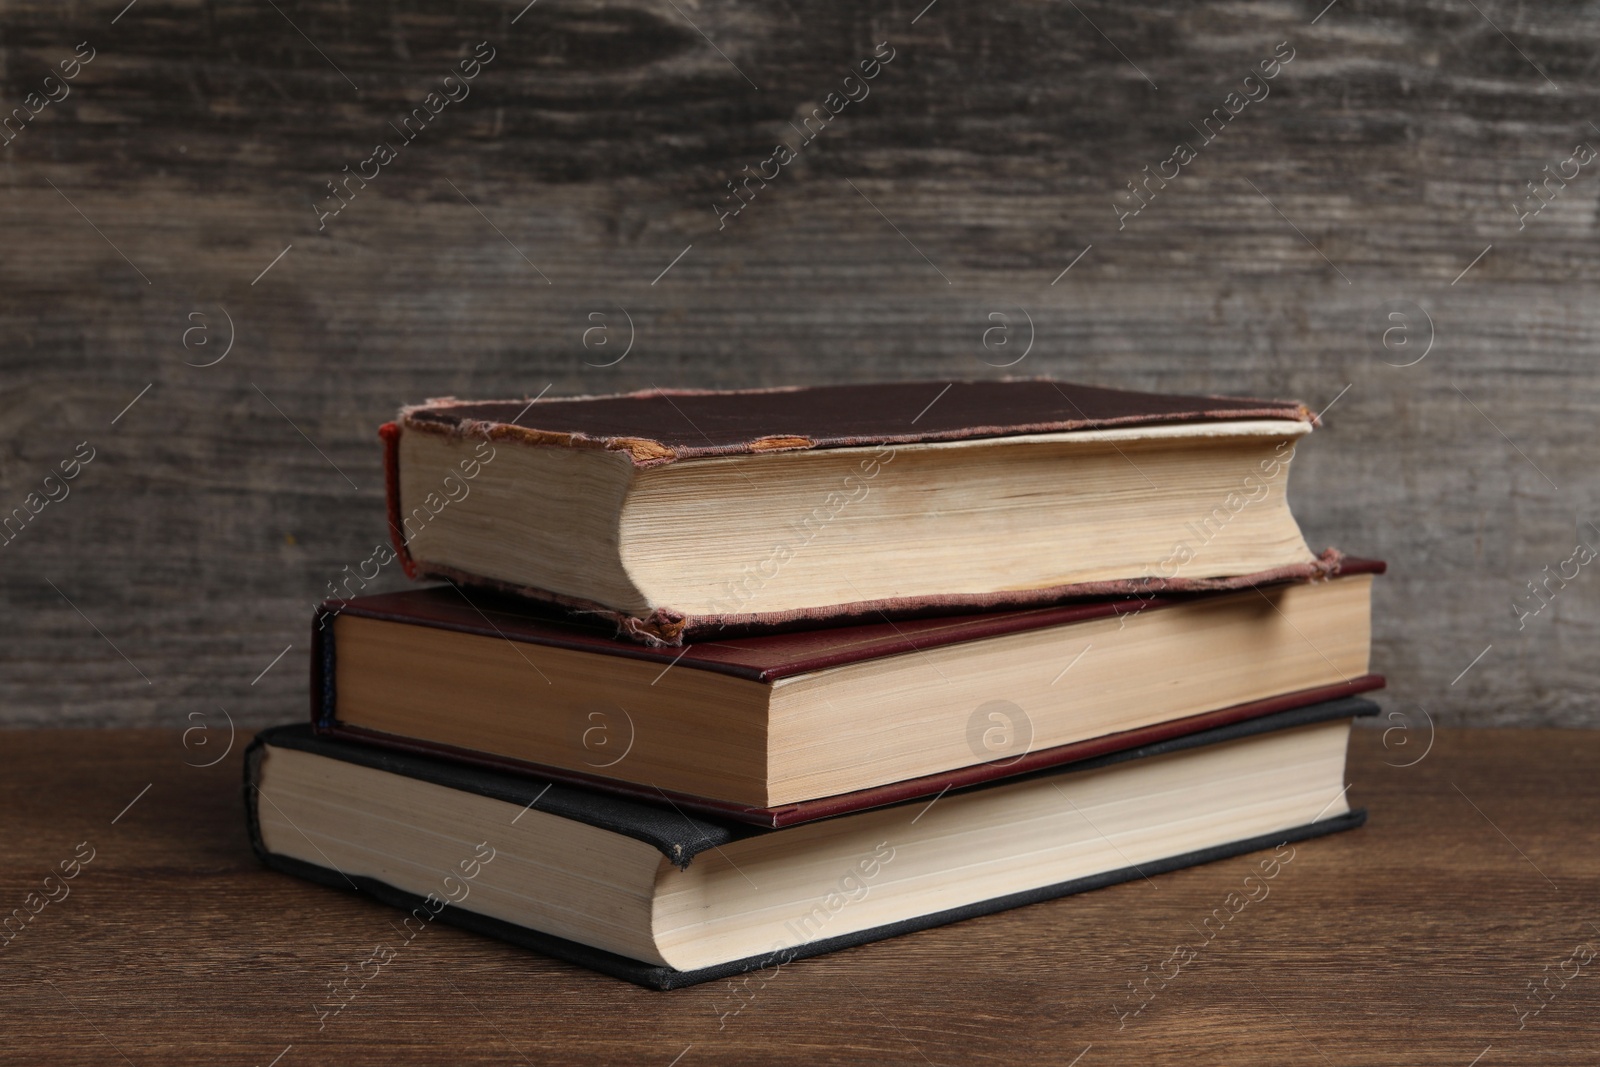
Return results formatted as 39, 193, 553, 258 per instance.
381, 380, 1338, 644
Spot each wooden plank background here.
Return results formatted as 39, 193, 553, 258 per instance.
1, 0, 1596, 728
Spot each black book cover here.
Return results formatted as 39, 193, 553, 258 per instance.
246, 696, 1377, 989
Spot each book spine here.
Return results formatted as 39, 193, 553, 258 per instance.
309, 607, 338, 730
379, 421, 420, 580
241, 733, 271, 862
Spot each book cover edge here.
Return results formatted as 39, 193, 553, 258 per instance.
322, 559, 1386, 673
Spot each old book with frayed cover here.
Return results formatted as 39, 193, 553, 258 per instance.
380, 379, 1342, 644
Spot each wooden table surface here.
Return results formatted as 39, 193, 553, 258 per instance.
1, 725, 1596, 1066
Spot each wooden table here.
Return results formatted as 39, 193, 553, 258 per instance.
2, 726, 1595, 1065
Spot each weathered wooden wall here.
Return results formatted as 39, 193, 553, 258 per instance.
1, 0, 1596, 728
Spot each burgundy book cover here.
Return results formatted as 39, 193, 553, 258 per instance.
381, 379, 1329, 644
395, 380, 1317, 466
312, 564, 1385, 828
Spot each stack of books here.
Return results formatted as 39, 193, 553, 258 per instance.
247, 379, 1383, 989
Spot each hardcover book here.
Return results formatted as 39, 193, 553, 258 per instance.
250, 697, 1375, 989
381, 380, 1334, 644
313, 565, 1383, 824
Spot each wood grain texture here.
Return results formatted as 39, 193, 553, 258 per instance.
1, 726, 1596, 1065
0, 1, 1597, 726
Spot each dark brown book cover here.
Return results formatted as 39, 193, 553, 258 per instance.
313, 566, 1386, 827
396, 380, 1316, 467
382, 379, 1330, 644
